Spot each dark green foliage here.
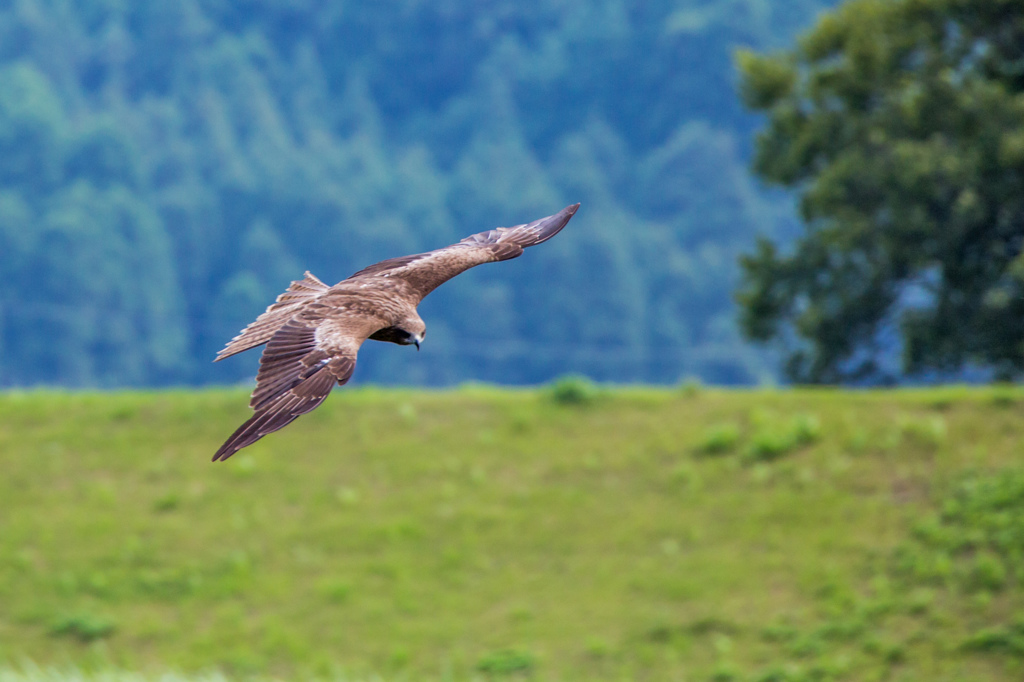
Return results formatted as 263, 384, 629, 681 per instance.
743, 413, 820, 462
896, 469, 1024, 592
0, 62, 186, 387
475, 649, 536, 675
744, 431, 798, 462
737, 0, 1024, 383
546, 374, 598, 406
49, 613, 116, 643
963, 623, 1024, 657
695, 422, 741, 455
893, 468, 1024, 661
0, 1, 839, 388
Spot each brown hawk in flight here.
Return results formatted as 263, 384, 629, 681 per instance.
213, 203, 580, 461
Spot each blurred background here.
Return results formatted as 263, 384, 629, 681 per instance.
0, 0, 838, 389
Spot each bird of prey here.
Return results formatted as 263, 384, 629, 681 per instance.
212, 203, 580, 461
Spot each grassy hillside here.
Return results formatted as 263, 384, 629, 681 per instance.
1, 384, 1024, 681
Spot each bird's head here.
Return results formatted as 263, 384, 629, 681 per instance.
368, 315, 426, 349
396, 314, 426, 351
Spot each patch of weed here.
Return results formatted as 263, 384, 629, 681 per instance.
546, 375, 598, 406
476, 648, 536, 675
678, 377, 703, 397
695, 422, 741, 456
897, 415, 947, 450
896, 469, 1024, 595
49, 613, 116, 643
152, 491, 181, 512
962, 621, 1024, 657
988, 386, 1019, 407
743, 413, 820, 463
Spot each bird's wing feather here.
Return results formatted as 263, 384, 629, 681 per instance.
347, 203, 579, 302
212, 316, 363, 462
215, 271, 330, 361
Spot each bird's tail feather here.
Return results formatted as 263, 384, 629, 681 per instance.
214, 271, 329, 361
211, 367, 336, 461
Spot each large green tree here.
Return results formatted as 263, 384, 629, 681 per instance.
736, 0, 1024, 382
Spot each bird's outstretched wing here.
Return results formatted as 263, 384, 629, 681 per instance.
212, 317, 362, 462
215, 271, 330, 362
212, 204, 579, 461
348, 203, 579, 302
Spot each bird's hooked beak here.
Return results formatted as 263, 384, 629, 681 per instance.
414, 339, 420, 351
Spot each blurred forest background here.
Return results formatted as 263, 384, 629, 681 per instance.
0, 0, 839, 389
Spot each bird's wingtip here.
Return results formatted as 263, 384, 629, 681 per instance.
529, 202, 580, 242
558, 203, 580, 219
547, 202, 579, 222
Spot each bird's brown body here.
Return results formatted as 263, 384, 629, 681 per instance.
213, 203, 580, 461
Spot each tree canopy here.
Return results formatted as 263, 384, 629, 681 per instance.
0, 0, 834, 388
737, 0, 1024, 383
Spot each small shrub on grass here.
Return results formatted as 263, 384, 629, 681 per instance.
927, 395, 955, 410
688, 617, 740, 635
335, 486, 359, 506
49, 613, 116, 642
962, 622, 1024, 656
743, 414, 820, 463
645, 623, 675, 643
584, 637, 612, 658
968, 552, 1008, 592
317, 578, 353, 603
136, 567, 199, 599
816, 617, 866, 640
760, 623, 798, 643
888, 466, 1024, 670
753, 666, 794, 682
695, 423, 741, 456
862, 636, 901, 660
388, 646, 410, 667
882, 642, 906, 664
906, 588, 935, 615
476, 648, 536, 675
710, 662, 740, 681
988, 386, 1019, 407
670, 462, 700, 491
897, 415, 947, 450
787, 634, 824, 658
844, 427, 869, 453
744, 431, 796, 463
678, 377, 703, 397
893, 546, 954, 584
789, 414, 820, 446
153, 491, 181, 512
547, 375, 598, 406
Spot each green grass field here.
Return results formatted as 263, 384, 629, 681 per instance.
2, 383, 1024, 681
